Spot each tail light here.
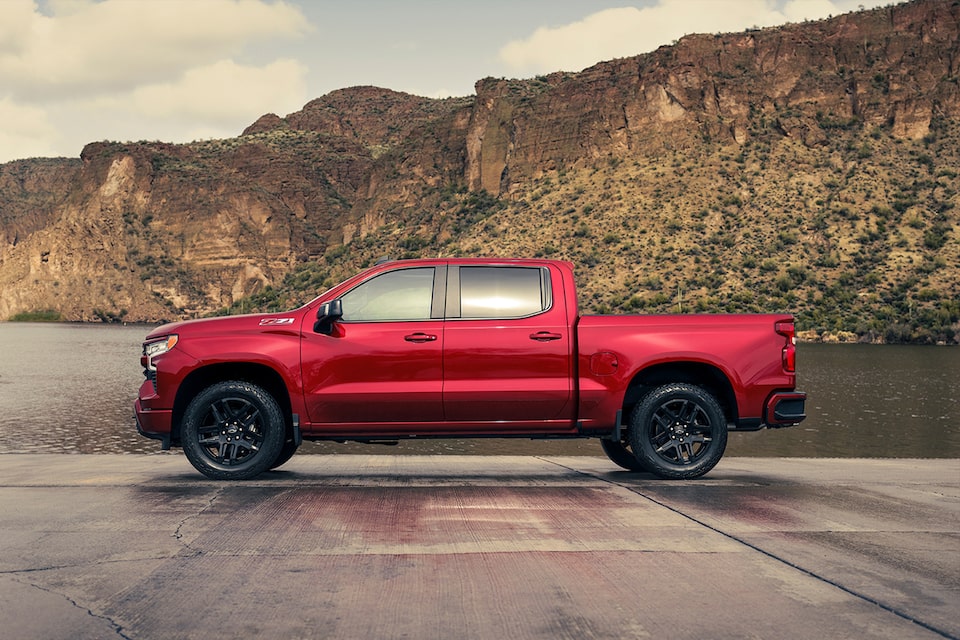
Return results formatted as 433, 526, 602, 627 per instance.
775, 320, 796, 373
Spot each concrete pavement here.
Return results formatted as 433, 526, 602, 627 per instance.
0, 454, 957, 639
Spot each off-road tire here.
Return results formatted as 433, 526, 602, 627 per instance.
628, 383, 727, 480
181, 381, 285, 480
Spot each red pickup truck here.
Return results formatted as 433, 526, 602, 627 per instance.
135, 258, 805, 480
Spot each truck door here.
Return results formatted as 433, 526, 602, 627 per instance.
301, 266, 445, 426
442, 264, 573, 425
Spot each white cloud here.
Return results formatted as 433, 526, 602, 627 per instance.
0, 0, 36, 56
0, 97, 59, 160
129, 59, 308, 123
498, 0, 902, 75
0, 0, 312, 161
0, 0, 310, 100
58, 58, 311, 150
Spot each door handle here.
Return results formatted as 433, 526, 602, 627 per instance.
529, 331, 562, 342
404, 333, 437, 343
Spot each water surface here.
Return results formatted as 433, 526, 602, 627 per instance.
0, 324, 956, 457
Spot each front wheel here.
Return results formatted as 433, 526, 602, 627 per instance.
628, 383, 727, 480
181, 381, 285, 480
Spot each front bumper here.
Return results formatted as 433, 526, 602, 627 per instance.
134, 381, 174, 449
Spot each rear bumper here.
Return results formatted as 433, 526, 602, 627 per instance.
764, 391, 807, 427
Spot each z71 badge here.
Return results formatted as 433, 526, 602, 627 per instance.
259, 317, 295, 326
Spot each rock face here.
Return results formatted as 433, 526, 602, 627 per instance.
0, 0, 957, 325
465, 0, 959, 194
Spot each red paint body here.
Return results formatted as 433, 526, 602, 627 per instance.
135, 259, 805, 448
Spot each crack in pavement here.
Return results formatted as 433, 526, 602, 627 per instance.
11, 575, 133, 640
171, 486, 226, 553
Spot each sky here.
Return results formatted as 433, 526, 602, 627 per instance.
0, 0, 906, 164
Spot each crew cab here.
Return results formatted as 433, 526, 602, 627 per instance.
135, 258, 805, 480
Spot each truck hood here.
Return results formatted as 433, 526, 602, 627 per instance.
144, 309, 307, 341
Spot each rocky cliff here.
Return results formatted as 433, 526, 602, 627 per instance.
0, 0, 957, 342
463, 0, 959, 192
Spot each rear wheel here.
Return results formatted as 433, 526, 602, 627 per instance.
600, 438, 647, 472
181, 381, 285, 480
628, 383, 727, 480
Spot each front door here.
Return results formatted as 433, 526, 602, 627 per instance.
301, 266, 444, 427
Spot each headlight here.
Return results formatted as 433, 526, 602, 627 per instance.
142, 335, 177, 392
144, 334, 179, 359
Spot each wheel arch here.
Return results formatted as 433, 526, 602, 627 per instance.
621, 361, 738, 426
171, 362, 293, 446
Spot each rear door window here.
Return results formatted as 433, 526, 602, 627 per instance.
456, 266, 550, 319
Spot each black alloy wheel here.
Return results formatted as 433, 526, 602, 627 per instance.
181, 381, 285, 480
628, 383, 727, 480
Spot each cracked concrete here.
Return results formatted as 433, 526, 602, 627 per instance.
0, 454, 957, 639
0, 574, 129, 639
170, 486, 226, 549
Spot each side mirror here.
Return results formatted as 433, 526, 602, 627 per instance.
314, 299, 343, 335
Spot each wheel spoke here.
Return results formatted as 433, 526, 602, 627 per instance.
655, 441, 679, 457
652, 412, 672, 431
198, 433, 220, 445
648, 398, 716, 465
192, 397, 265, 465
240, 408, 261, 433
210, 401, 230, 424
677, 400, 698, 424
230, 439, 253, 460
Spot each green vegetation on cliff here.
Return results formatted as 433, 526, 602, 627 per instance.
221, 111, 958, 344
8, 310, 64, 322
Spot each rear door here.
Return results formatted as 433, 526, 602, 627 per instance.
442, 264, 573, 425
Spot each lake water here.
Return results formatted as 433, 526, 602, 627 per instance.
0, 323, 957, 458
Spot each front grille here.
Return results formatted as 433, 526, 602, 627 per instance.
144, 367, 157, 392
